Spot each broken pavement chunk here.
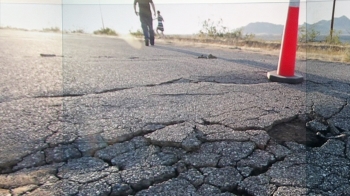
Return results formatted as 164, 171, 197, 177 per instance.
40, 54, 56, 57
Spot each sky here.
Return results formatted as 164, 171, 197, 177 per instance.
1, 0, 350, 35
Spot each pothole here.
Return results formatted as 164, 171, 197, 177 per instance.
267, 119, 327, 147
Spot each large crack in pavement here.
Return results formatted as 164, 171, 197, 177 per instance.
2, 76, 267, 102
2, 30, 350, 195
0, 71, 275, 112
305, 79, 350, 140
1, 77, 350, 195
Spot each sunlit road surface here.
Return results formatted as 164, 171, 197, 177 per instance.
1, 29, 350, 195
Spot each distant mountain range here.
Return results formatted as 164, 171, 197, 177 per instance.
242, 15, 350, 35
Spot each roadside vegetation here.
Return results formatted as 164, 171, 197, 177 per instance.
130, 18, 350, 64
93, 27, 118, 36
343, 49, 350, 62
42, 27, 61, 32
198, 19, 255, 41
298, 25, 350, 63
129, 29, 143, 37
3, 20, 348, 63
0, 26, 28, 31
70, 29, 85, 34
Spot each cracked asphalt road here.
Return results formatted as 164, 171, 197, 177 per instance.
1, 29, 350, 196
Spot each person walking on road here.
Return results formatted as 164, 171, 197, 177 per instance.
155, 10, 165, 38
134, 0, 156, 46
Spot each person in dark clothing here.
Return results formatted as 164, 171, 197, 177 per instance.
134, 0, 156, 46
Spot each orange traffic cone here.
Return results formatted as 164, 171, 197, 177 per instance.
267, 0, 303, 84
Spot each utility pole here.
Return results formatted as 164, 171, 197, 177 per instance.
99, 0, 105, 29
330, 0, 336, 39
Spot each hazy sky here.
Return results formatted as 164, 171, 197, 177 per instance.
1, 0, 349, 34
1, 0, 296, 3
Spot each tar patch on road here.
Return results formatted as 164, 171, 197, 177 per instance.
268, 119, 327, 147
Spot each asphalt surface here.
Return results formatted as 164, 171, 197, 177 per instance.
1, 29, 350, 196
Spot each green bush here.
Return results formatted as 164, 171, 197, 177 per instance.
226, 28, 244, 40
199, 18, 227, 38
42, 27, 61, 32
198, 19, 254, 40
71, 29, 85, 34
244, 33, 256, 41
129, 29, 143, 37
93, 27, 118, 36
325, 30, 342, 44
299, 25, 320, 43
